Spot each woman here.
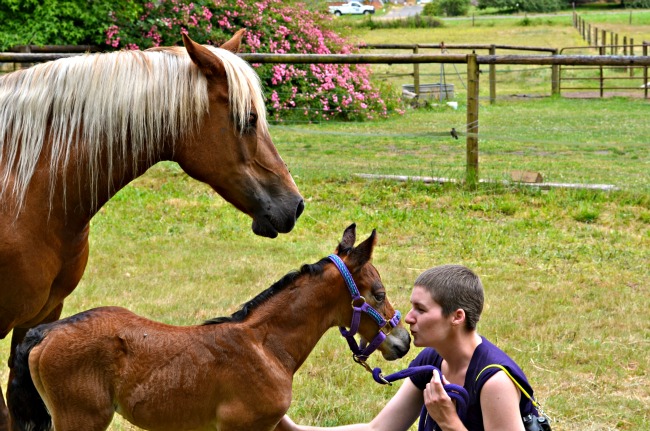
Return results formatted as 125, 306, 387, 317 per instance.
279, 265, 542, 431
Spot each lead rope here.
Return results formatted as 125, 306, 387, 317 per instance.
371, 365, 469, 430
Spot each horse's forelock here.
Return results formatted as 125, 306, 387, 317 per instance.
206, 47, 269, 136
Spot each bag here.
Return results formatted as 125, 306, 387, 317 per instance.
523, 414, 552, 431
476, 364, 552, 431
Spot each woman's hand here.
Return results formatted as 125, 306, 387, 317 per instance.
423, 370, 465, 430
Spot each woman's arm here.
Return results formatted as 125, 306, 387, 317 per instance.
480, 371, 525, 431
277, 379, 424, 431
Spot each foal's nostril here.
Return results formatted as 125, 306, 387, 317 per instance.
295, 199, 305, 220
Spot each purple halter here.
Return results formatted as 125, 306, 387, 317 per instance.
327, 254, 402, 370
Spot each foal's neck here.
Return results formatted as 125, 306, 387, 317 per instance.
243, 273, 348, 373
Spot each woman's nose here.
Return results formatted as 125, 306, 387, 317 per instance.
404, 309, 415, 324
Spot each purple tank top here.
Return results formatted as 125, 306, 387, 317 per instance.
409, 336, 537, 431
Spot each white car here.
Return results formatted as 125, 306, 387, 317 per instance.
329, 1, 376, 16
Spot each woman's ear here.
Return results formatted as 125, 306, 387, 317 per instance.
450, 308, 466, 327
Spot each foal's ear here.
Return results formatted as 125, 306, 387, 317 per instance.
336, 223, 357, 255
348, 229, 377, 268
220, 29, 246, 53
182, 33, 223, 77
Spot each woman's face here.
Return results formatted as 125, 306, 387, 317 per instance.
404, 285, 451, 348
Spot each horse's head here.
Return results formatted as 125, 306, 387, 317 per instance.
174, 31, 303, 238
331, 224, 411, 361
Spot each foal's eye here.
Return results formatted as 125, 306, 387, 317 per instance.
373, 292, 386, 303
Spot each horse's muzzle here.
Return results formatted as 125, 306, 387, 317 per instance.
251, 197, 304, 238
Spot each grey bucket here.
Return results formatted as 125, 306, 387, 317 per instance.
402, 83, 454, 100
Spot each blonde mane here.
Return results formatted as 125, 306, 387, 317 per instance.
0, 45, 267, 213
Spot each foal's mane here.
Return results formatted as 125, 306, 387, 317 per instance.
0, 45, 268, 213
204, 257, 331, 325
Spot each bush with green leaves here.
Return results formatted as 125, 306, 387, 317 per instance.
625, 0, 650, 7
477, 0, 565, 12
0, 0, 140, 50
106, 0, 400, 122
421, 0, 469, 17
360, 15, 443, 29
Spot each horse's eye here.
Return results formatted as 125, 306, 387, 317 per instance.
373, 292, 386, 303
245, 112, 258, 131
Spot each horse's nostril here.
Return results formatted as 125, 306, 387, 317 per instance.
295, 199, 305, 219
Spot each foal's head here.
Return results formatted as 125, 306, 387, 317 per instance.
329, 224, 411, 361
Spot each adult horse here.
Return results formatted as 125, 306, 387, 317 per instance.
0, 29, 304, 429
8, 224, 410, 431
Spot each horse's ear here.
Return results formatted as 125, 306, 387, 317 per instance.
220, 29, 246, 53
182, 33, 223, 77
336, 223, 357, 255
348, 229, 377, 268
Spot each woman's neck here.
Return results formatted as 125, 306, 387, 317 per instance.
438, 331, 482, 378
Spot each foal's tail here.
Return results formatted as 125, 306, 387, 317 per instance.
7, 327, 52, 431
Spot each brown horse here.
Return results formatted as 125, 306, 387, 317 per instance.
0, 30, 304, 429
8, 224, 410, 431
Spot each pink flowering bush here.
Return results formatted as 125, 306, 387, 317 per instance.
106, 0, 400, 122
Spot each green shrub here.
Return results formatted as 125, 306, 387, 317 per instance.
626, 0, 650, 7
422, 0, 470, 17
478, 0, 564, 12
360, 15, 444, 29
0, 0, 140, 50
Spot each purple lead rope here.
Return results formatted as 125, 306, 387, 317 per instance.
371, 365, 469, 430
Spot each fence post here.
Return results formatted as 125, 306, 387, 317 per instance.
466, 53, 480, 188
599, 46, 605, 98
489, 45, 496, 104
643, 41, 650, 99
630, 38, 635, 77
413, 45, 420, 97
551, 49, 560, 96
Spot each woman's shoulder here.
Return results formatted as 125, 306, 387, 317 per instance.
470, 336, 532, 395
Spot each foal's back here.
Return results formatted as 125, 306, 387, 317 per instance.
26, 306, 283, 431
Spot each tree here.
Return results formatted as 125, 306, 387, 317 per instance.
0, 0, 140, 49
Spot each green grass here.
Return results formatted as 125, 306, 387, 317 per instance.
1, 97, 648, 430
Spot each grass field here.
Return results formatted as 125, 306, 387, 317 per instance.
1, 10, 649, 431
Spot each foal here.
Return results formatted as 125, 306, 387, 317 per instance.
9, 224, 411, 431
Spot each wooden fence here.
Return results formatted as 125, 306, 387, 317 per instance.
362, 43, 559, 104
2, 50, 649, 186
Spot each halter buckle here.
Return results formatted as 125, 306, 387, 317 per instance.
351, 296, 366, 308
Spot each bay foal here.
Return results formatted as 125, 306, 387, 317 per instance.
9, 225, 410, 431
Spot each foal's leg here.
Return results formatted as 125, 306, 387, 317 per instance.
3, 327, 29, 431
50, 410, 114, 431
0, 392, 8, 431
34, 380, 115, 431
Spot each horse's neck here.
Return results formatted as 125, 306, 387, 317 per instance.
62, 141, 171, 220
243, 279, 347, 373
